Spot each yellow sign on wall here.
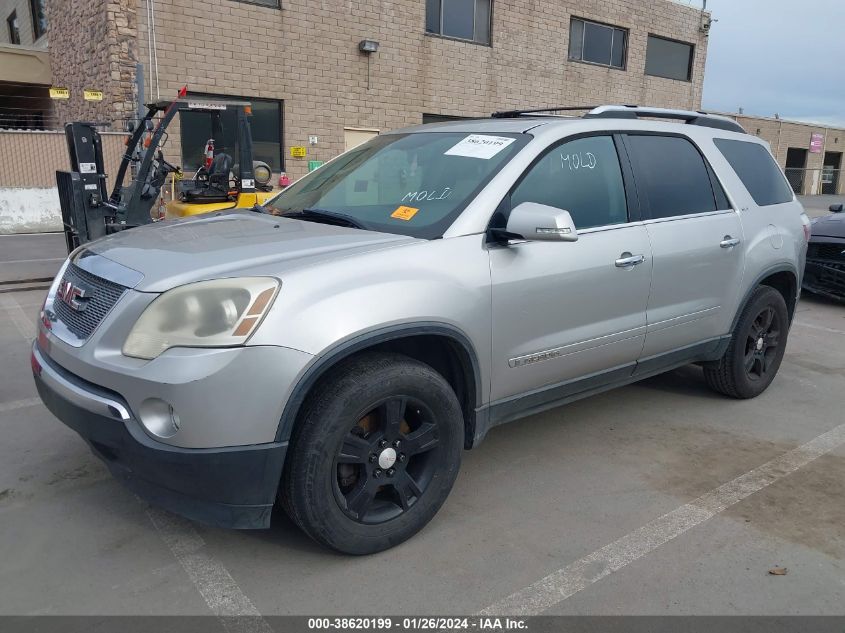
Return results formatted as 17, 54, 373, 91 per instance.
290, 146, 307, 158
83, 90, 104, 101
49, 87, 70, 99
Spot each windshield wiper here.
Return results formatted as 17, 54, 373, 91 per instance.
277, 208, 367, 230
251, 203, 273, 214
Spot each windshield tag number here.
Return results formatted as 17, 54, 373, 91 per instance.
445, 134, 516, 159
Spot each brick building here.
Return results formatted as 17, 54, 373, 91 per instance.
2, 0, 715, 180
727, 112, 845, 196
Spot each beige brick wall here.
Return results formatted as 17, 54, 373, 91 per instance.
733, 113, 845, 195
132, 0, 710, 179
0, 0, 47, 47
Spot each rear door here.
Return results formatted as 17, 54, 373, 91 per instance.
624, 133, 745, 362
489, 134, 652, 404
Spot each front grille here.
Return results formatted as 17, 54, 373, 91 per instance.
816, 264, 845, 296
53, 263, 127, 340
807, 242, 845, 262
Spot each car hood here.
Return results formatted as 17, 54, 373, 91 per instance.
77, 211, 418, 292
811, 213, 845, 239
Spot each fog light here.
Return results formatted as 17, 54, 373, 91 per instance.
138, 398, 181, 438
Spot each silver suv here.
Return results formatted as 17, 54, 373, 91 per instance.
33, 106, 810, 554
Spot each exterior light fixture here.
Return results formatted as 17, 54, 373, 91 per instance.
358, 40, 380, 90
359, 39, 379, 54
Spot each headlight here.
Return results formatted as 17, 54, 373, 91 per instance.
123, 277, 279, 360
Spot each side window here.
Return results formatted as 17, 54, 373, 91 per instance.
626, 135, 717, 219
510, 136, 628, 230
713, 138, 793, 207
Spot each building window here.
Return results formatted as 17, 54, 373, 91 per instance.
7, 11, 20, 44
180, 94, 284, 173
568, 18, 627, 69
234, 0, 280, 7
29, 0, 46, 40
645, 35, 694, 81
426, 0, 491, 45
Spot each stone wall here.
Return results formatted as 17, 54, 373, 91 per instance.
46, 0, 138, 129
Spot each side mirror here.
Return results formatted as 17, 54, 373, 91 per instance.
829, 204, 843, 213
505, 202, 578, 242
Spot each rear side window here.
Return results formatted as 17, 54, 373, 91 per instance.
510, 135, 628, 229
626, 135, 717, 219
713, 138, 793, 206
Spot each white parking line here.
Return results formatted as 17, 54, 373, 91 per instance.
479, 422, 845, 616
0, 257, 64, 265
1, 294, 268, 628
0, 294, 35, 342
0, 397, 42, 413
146, 507, 273, 633
794, 319, 845, 335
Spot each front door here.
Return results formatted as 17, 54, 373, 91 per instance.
489, 134, 652, 406
623, 134, 746, 361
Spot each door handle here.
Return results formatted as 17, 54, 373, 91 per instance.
615, 253, 646, 268
720, 236, 741, 248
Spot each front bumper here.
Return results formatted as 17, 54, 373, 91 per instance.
32, 343, 287, 529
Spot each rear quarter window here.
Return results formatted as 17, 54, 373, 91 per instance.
713, 138, 793, 207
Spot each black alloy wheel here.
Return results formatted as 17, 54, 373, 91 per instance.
704, 285, 789, 399
281, 352, 463, 554
743, 305, 782, 382
334, 396, 442, 524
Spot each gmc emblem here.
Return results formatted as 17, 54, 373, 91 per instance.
57, 280, 89, 312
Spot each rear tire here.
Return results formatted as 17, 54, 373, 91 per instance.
281, 352, 463, 555
704, 285, 789, 399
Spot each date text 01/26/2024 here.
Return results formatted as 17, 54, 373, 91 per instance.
306, 617, 528, 630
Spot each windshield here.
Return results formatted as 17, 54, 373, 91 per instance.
267, 132, 528, 238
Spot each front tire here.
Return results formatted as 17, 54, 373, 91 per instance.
281, 352, 463, 554
704, 285, 789, 399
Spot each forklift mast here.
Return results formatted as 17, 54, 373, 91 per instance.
56, 95, 260, 253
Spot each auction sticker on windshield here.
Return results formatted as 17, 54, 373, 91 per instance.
390, 205, 419, 221
444, 134, 516, 160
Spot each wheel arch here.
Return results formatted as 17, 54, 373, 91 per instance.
275, 323, 482, 449
732, 264, 799, 332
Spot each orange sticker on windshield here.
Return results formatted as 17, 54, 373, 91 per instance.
391, 206, 419, 221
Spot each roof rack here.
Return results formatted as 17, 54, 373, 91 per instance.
491, 105, 599, 118
491, 104, 746, 134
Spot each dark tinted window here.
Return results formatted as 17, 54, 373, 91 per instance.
426, 0, 492, 45
7, 11, 20, 45
626, 135, 716, 219
28, 0, 46, 39
645, 35, 693, 81
180, 95, 283, 173
511, 135, 628, 229
714, 138, 793, 206
569, 18, 627, 69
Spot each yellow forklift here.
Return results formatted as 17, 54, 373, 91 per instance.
57, 92, 276, 251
